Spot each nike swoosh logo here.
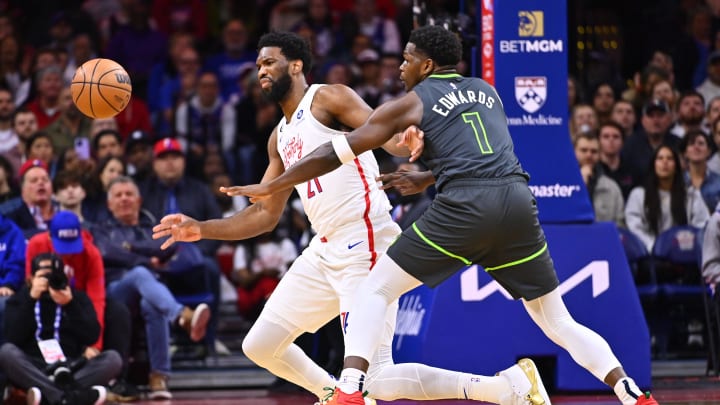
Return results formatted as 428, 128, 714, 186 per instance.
348, 241, 363, 249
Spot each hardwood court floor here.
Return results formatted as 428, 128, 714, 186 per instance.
128, 382, 720, 405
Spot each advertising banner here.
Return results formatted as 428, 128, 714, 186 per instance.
491, 0, 594, 223
392, 222, 652, 391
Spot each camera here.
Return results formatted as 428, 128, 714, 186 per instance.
46, 267, 68, 290
31, 253, 68, 290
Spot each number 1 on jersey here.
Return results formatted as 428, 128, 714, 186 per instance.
307, 177, 323, 198
462, 112, 494, 155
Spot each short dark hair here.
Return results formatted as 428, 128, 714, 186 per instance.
12, 107, 34, 127
676, 90, 705, 108
52, 169, 84, 192
408, 25, 462, 67
598, 121, 625, 139
24, 131, 52, 157
679, 129, 711, 153
93, 129, 122, 152
257, 31, 312, 75
573, 130, 598, 147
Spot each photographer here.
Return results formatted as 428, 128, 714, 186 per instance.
0, 252, 121, 405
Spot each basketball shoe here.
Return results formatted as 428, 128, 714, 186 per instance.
635, 392, 659, 404
498, 358, 551, 405
314, 387, 376, 405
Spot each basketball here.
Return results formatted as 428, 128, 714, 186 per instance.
70, 58, 132, 119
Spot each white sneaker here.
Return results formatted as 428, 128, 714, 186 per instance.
26, 387, 41, 405
498, 358, 551, 405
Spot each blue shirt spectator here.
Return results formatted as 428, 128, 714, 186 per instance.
0, 213, 26, 292
203, 19, 257, 101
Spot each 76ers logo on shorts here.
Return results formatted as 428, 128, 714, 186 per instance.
515, 76, 547, 114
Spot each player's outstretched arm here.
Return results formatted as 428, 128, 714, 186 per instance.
227, 92, 424, 200
320, 84, 423, 159
153, 129, 293, 248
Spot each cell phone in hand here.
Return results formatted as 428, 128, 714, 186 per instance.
74, 137, 90, 160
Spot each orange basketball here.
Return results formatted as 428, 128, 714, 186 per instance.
70, 58, 132, 119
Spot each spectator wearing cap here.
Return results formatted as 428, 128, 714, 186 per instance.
0, 252, 121, 405
139, 138, 222, 349
697, 50, 720, 108
0, 159, 57, 239
92, 129, 123, 160
43, 86, 93, 157
24, 212, 107, 352
91, 176, 210, 400
622, 99, 679, 188
669, 91, 707, 138
125, 130, 154, 182
25, 66, 64, 130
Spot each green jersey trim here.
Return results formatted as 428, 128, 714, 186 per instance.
429, 73, 462, 79
412, 223, 472, 265
485, 243, 548, 271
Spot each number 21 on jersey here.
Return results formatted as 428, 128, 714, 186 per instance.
307, 177, 323, 198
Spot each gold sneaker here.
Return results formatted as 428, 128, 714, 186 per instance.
498, 358, 551, 405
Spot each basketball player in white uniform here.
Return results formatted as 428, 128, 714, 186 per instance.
154, 31, 549, 405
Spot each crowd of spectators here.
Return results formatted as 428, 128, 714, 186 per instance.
0, 0, 439, 401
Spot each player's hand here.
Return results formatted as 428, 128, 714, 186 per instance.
377, 168, 428, 195
397, 125, 424, 162
221, 184, 272, 204
152, 213, 202, 249
0, 287, 14, 297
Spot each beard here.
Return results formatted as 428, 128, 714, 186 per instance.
262, 72, 293, 103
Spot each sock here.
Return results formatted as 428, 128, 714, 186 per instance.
462, 374, 510, 403
613, 377, 644, 405
338, 368, 366, 394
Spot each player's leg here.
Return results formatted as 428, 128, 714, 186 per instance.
523, 288, 653, 405
241, 253, 338, 399
340, 258, 536, 404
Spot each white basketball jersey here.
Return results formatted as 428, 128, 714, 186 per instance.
276, 84, 392, 238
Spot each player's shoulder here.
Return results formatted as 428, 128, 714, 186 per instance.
313, 83, 356, 101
